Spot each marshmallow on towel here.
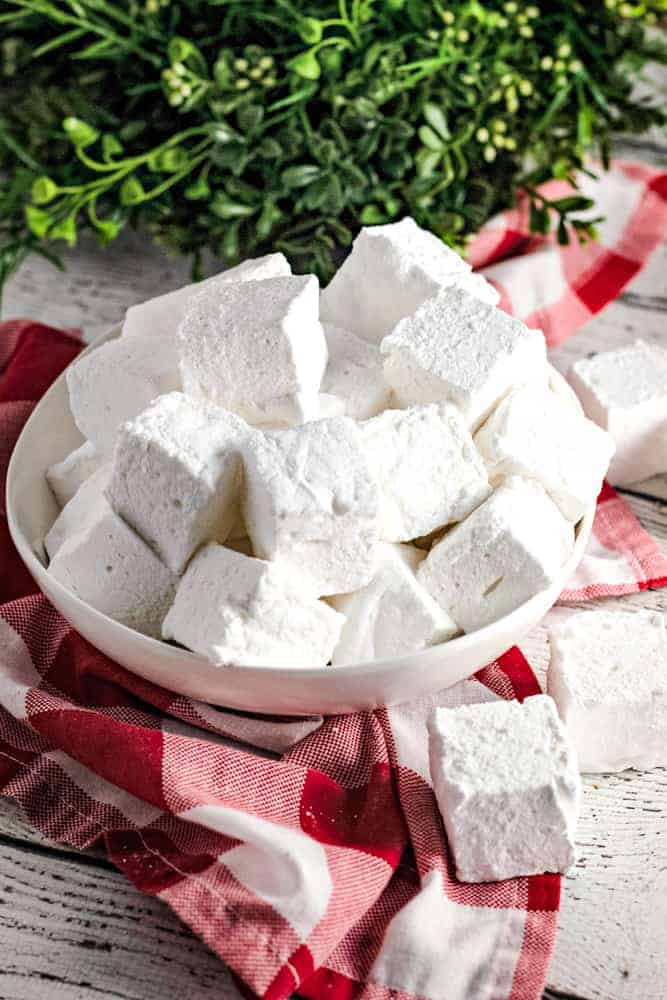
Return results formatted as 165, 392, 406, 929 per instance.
66, 330, 181, 454
45, 463, 111, 560
48, 502, 177, 638
361, 403, 490, 541
321, 325, 392, 420
567, 339, 667, 486
330, 543, 458, 665
382, 285, 547, 428
418, 476, 573, 632
474, 383, 615, 521
162, 543, 344, 667
122, 254, 291, 340
320, 217, 481, 344
242, 416, 380, 596
429, 695, 581, 882
106, 392, 248, 575
46, 441, 104, 508
547, 610, 667, 773
178, 274, 327, 426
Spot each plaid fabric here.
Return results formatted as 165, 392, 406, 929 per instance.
1, 161, 666, 1000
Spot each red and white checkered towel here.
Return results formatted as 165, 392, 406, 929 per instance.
1, 161, 666, 1000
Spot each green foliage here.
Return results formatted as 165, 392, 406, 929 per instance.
0, 0, 665, 288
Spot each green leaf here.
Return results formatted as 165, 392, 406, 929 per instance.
557, 218, 569, 245
236, 104, 264, 133
287, 50, 321, 80
298, 18, 323, 44
25, 205, 52, 238
418, 125, 444, 151
210, 194, 256, 219
415, 148, 441, 177
168, 37, 206, 71
360, 204, 387, 225
552, 196, 594, 213
63, 116, 99, 148
185, 176, 211, 200
119, 176, 146, 205
31, 176, 58, 205
281, 164, 321, 188
150, 146, 189, 172
94, 218, 124, 245
49, 214, 77, 247
102, 134, 124, 161
423, 103, 450, 141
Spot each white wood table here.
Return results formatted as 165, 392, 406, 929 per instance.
3, 139, 666, 1000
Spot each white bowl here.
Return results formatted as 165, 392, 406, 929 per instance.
6, 328, 593, 716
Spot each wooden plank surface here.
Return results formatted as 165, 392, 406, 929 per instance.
2, 139, 666, 1000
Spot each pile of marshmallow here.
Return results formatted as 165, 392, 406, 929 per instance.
45, 217, 620, 668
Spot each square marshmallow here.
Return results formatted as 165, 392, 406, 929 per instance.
322, 324, 392, 420
361, 403, 490, 542
567, 339, 667, 486
46, 441, 104, 508
178, 274, 327, 426
429, 695, 581, 881
382, 285, 547, 428
242, 417, 380, 596
106, 392, 248, 575
162, 543, 344, 668
418, 477, 574, 632
45, 463, 110, 560
48, 503, 177, 638
66, 330, 181, 453
122, 254, 291, 340
320, 217, 473, 344
474, 383, 615, 521
330, 543, 458, 664
547, 610, 667, 773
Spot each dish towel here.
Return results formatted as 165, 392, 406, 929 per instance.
1, 160, 666, 1000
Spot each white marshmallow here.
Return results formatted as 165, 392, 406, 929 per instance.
48, 503, 177, 638
321, 325, 392, 420
474, 383, 615, 521
567, 339, 667, 486
330, 543, 458, 664
162, 543, 344, 668
106, 392, 248, 575
316, 392, 347, 419
547, 610, 667, 773
382, 285, 547, 428
122, 254, 291, 340
66, 331, 180, 453
179, 274, 327, 426
45, 463, 111, 560
46, 441, 104, 508
429, 695, 581, 882
320, 217, 473, 344
242, 417, 380, 596
361, 404, 490, 541
418, 477, 574, 632
454, 270, 500, 307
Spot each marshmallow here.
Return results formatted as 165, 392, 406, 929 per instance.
122, 254, 291, 340
429, 695, 581, 882
418, 477, 574, 632
454, 270, 500, 307
547, 610, 667, 773
567, 339, 667, 486
46, 441, 104, 508
48, 503, 177, 638
361, 404, 490, 541
106, 392, 248, 575
45, 463, 110, 560
66, 331, 180, 453
382, 286, 547, 428
242, 417, 380, 595
474, 383, 615, 521
162, 543, 344, 667
330, 543, 458, 664
321, 325, 392, 420
320, 217, 473, 344
178, 274, 327, 426
316, 392, 347, 419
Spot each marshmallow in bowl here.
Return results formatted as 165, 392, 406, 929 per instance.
418, 477, 574, 632
66, 329, 181, 453
322, 324, 392, 420
567, 339, 667, 486
242, 417, 380, 596
382, 285, 547, 428
474, 383, 615, 521
429, 695, 581, 881
547, 610, 667, 773
46, 440, 104, 508
178, 274, 327, 427
360, 403, 490, 542
48, 501, 177, 638
330, 543, 458, 665
106, 392, 249, 575
45, 463, 111, 560
162, 543, 344, 667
